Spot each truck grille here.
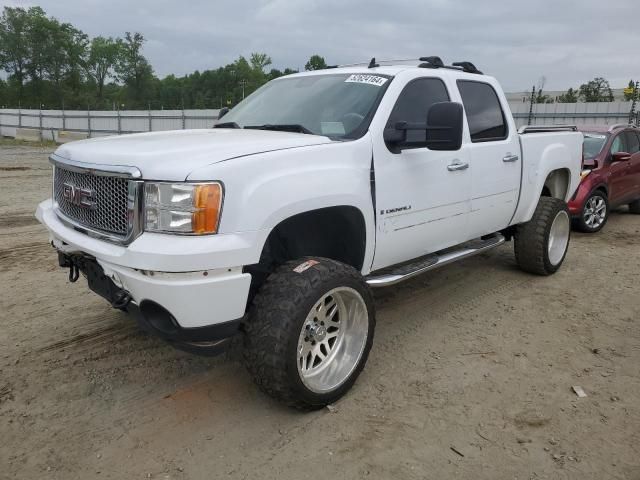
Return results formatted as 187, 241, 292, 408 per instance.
54, 166, 133, 238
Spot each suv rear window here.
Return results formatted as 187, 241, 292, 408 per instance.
457, 80, 508, 142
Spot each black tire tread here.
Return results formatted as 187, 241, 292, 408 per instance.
629, 198, 640, 214
243, 257, 374, 410
515, 197, 569, 276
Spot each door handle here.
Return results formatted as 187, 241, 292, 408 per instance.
447, 161, 469, 172
503, 153, 519, 162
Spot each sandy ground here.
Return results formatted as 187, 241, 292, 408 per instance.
0, 143, 639, 480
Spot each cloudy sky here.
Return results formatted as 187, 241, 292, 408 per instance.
4, 0, 639, 92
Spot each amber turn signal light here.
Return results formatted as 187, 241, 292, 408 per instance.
192, 183, 223, 234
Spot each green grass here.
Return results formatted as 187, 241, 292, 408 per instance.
0, 136, 58, 148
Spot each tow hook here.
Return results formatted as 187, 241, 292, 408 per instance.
58, 252, 80, 282
68, 263, 80, 283
111, 291, 132, 309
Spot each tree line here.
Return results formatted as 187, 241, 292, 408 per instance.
526, 76, 637, 104
0, 6, 329, 110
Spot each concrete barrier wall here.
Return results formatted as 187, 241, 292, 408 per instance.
0, 109, 220, 141
1, 104, 637, 141
509, 101, 636, 128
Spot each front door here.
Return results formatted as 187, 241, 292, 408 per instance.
608, 132, 631, 205
371, 76, 471, 270
624, 131, 640, 201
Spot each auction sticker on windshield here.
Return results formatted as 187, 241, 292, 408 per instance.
345, 74, 388, 86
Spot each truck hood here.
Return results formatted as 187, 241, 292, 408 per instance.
53, 129, 334, 181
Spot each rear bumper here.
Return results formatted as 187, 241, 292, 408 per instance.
37, 199, 253, 331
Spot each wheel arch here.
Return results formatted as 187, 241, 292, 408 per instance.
246, 205, 369, 302
542, 168, 571, 200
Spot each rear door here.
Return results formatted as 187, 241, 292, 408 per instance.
608, 133, 631, 205
456, 80, 521, 236
623, 131, 640, 201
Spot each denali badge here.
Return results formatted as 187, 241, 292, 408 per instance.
62, 183, 97, 210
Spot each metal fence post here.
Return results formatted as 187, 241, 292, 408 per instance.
148, 103, 152, 132
87, 105, 92, 138
62, 104, 66, 131
39, 107, 43, 141
117, 107, 121, 135
18, 104, 22, 128
181, 106, 186, 129
527, 85, 535, 126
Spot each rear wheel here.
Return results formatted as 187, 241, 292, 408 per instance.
243, 257, 375, 409
576, 191, 609, 233
629, 198, 640, 214
515, 197, 571, 276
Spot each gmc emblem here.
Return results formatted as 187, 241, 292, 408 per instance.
62, 183, 97, 210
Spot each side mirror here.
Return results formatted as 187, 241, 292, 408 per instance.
383, 126, 406, 144
612, 151, 631, 162
218, 107, 229, 119
426, 102, 463, 151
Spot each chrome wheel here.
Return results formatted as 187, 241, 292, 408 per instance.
548, 210, 570, 266
297, 287, 369, 394
583, 195, 607, 229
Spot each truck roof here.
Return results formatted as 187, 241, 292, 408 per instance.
284, 57, 494, 83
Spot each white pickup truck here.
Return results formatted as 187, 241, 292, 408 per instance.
36, 57, 583, 409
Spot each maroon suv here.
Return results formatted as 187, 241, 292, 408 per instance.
568, 124, 640, 232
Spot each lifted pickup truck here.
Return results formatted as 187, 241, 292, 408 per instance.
36, 57, 583, 409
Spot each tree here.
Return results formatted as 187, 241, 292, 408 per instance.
579, 77, 614, 102
623, 80, 637, 101
533, 76, 553, 103
115, 32, 154, 107
558, 87, 578, 103
249, 52, 272, 72
40, 20, 88, 105
85, 36, 122, 102
0, 77, 7, 106
305, 54, 327, 71
0, 7, 33, 101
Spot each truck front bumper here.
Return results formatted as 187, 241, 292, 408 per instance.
36, 199, 253, 336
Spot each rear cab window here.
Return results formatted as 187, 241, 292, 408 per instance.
457, 80, 508, 142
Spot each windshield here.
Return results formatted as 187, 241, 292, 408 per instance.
219, 73, 391, 139
583, 132, 608, 160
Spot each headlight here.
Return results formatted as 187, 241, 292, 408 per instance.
144, 182, 223, 234
580, 169, 591, 180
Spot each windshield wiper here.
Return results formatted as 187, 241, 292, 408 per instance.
244, 124, 314, 135
213, 121, 241, 129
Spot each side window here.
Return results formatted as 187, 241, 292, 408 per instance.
386, 78, 449, 145
610, 134, 627, 154
457, 80, 508, 142
624, 132, 640, 154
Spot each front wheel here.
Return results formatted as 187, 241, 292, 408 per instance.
515, 197, 571, 276
243, 257, 375, 410
575, 191, 609, 232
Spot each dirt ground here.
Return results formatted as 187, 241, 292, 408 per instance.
0, 143, 639, 480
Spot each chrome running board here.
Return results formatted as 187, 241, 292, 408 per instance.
366, 234, 505, 288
